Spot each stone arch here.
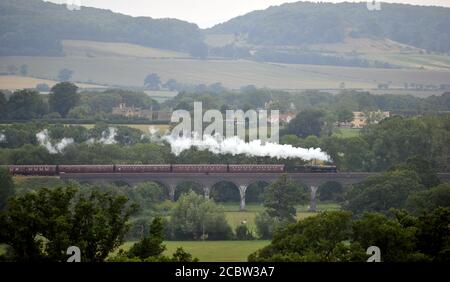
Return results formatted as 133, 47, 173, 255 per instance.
210, 180, 240, 203
317, 181, 345, 203
174, 180, 204, 201
134, 179, 174, 201
245, 180, 271, 204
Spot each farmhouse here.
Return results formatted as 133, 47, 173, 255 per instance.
112, 103, 171, 121
351, 111, 390, 128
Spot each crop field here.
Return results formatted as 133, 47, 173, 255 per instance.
2, 54, 450, 92
62, 40, 190, 59
144, 90, 178, 103
0, 75, 105, 91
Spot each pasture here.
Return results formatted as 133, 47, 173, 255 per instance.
118, 240, 271, 262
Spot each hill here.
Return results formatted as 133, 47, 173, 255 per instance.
209, 1, 450, 53
62, 40, 190, 59
0, 0, 205, 57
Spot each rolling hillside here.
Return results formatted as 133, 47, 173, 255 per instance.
1, 0, 450, 92
209, 1, 450, 53
0, 0, 205, 57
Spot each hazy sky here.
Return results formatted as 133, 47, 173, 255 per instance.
48, 1, 450, 28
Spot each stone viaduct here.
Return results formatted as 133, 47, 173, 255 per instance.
60, 172, 450, 212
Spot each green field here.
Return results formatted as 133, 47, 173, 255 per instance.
118, 240, 270, 262
221, 202, 341, 232
333, 128, 361, 138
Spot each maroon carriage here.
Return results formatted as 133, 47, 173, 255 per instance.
58, 165, 114, 174
115, 164, 171, 173
8, 165, 58, 176
228, 164, 285, 173
172, 164, 228, 173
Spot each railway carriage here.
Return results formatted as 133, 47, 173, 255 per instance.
228, 164, 285, 173
8, 165, 57, 176
58, 165, 115, 174
172, 164, 228, 173
115, 164, 171, 173
6, 163, 337, 175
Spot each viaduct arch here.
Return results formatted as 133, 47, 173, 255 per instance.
60, 172, 450, 212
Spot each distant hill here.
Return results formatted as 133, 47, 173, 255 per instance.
0, 0, 206, 57
209, 1, 450, 53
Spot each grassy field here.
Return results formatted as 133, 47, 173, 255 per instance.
333, 128, 361, 138
221, 202, 341, 232
118, 241, 270, 262
114, 202, 340, 262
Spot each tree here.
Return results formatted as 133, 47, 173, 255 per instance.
6, 89, 47, 119
169, 191, 232, 240
163, 79, 180, 91
361, 116, 433, 171
406, 184, 450, 215
57, 68, 74, 82
344, 169, 425, 215
249, 211, 366, 262
144, 73, 161, 90
254, 211, 282, 239
415, 207, 450, 262
49, 82, 80, 117
0, 168, 14, 211
0, 187, 137, 262
336, 109, 354, 125
235, 224, 254, 240
0, 92, 7, 119
394, 157, 440, 188
263, 174, 307, 222
318, 181, 345, 202
171, 247, 199, 262
35, 83, 50, 92
285, 109, 325, 138
188, 42, 208, 58
127, 217, 166, 260
19, 64, 28, 76
352, 212, 426, 262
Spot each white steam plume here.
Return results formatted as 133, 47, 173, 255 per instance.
36, 129, 74, 154
99, 127, 117, 145
163, 134, 330, 161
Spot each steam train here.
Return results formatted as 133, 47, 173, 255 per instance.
5, 164, 337, 176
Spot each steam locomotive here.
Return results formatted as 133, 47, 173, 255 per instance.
5, 164, 337, 176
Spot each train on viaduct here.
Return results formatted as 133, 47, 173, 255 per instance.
5, 164, 450, 212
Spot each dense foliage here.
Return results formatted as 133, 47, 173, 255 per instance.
0, 187, 137, 262
168, 191, 233, 240
249, 208, 450, 262
0, 0, 205, 56
210, 2, 450, 53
